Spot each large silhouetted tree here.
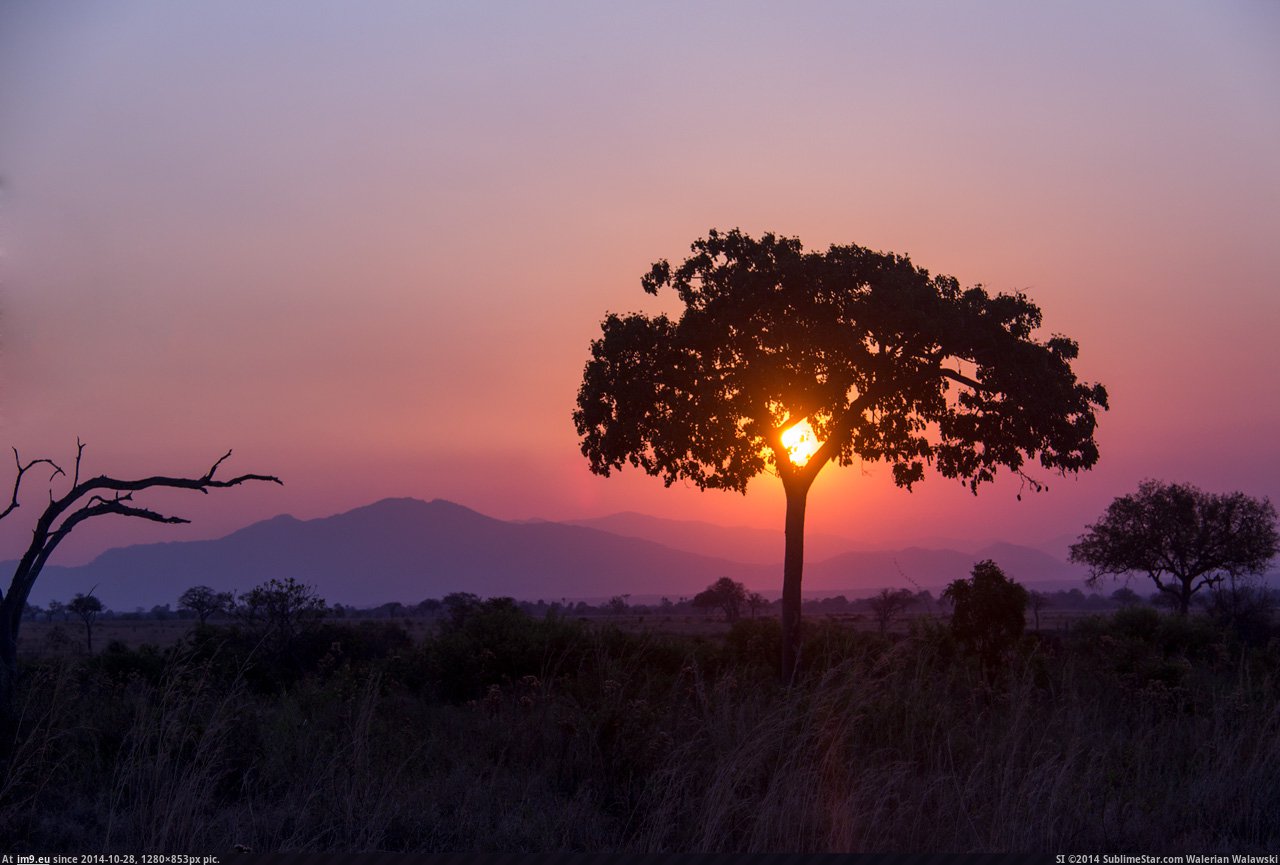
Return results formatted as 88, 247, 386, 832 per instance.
574, 229, 1107, 681
0, 442, 280, 717
1070, 480, 1278, 616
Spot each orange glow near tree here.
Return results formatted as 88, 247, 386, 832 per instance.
781, 419, 821, 467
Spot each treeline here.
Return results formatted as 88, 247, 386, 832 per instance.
25, 580, 1255, 624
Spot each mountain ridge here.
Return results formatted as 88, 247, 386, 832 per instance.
15, 497, 1091, 609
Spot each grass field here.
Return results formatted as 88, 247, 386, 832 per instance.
4, 599, 1277, 853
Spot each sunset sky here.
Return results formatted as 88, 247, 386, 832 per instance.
1, 2, 1277, 566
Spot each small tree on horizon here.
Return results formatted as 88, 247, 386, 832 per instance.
236, 577, 326, 642
1110, 587, 1141, 607
179, 585, 234, 625
692, 577, 749, 623
575, 229, 1107, 681
1027, 590, 1051, 631
1070, 480, 1278, 616
67, 592, 103, 654
868, 587, 916, 635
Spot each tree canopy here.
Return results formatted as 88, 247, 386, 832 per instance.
574, 229, 1107, 680
943, 560, 1028, 678
868, 587, 916, 635
1070, 480, 1278, 616
67, 592, 104, 653
179, 585, 235, 625
575, 229, 1107, 498
691, 576, 749, 623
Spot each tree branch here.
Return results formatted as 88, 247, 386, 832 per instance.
939, 367, 987, 392
72, 438, 85, 488
2, 444, 281, 631
0, 449, 65, 523
797, 384, 888, 485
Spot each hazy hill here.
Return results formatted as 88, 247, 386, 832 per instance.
23, 498, 774, 609
565, 511, 862, 564
14, 497, 1094, 610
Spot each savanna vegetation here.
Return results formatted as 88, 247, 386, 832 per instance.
3, 574, 1280, 854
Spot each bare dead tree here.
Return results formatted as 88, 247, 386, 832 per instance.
0, 441, 281, 721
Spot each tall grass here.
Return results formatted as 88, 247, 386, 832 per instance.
2, 608, 1278, 852
104, 649, 247, 850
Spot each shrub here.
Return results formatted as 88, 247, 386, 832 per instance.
943, 560, 1028, 681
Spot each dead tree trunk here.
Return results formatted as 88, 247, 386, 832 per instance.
0, 443, 280, 745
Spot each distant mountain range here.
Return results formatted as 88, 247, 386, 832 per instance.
562, 511, 864, 565
15, 497, 1092, 610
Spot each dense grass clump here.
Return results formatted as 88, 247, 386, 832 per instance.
2, 602, 1279, 852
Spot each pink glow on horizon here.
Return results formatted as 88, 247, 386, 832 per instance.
0, 3, 1277, 568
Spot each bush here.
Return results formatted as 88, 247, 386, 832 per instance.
942, 560, 1028, 680
423, 598, 591, 701
90, 641, 169, 687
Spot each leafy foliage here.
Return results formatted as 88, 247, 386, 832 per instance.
942, 560, 1028, 679
574, 228, 1108, 495
236, 577, 326, 641
574, 229, 1107, 679
67, 592, 104, 653
1070, 480, 1279, 616
691, 577, 749, 623
178, 585, 234, 625
868, 587, 916, 635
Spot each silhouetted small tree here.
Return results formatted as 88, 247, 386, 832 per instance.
237, 577, 326, 642
45, 600, 64, 623
692, 577, 749, 622
442, 592, 482, 626
179, 585, 234, 625
1070, 481, 1278, 616
868, 587, 916, 635
943, 560, 1028, 680
1110, 587, 1141, 607
67, 592, 103, 653
1027, 590, 1051, 631
746, 591, 769, 618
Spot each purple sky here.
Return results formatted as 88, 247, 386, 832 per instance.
1, 2, 1278, 565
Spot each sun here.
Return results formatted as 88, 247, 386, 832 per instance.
780, 419, 821, 467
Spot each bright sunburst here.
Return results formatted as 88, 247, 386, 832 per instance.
781, 419, 821, 466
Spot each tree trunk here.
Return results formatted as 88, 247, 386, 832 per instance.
1177, 581, 1192, 617
781, 481, 809, 683
0, 614, 17, 760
